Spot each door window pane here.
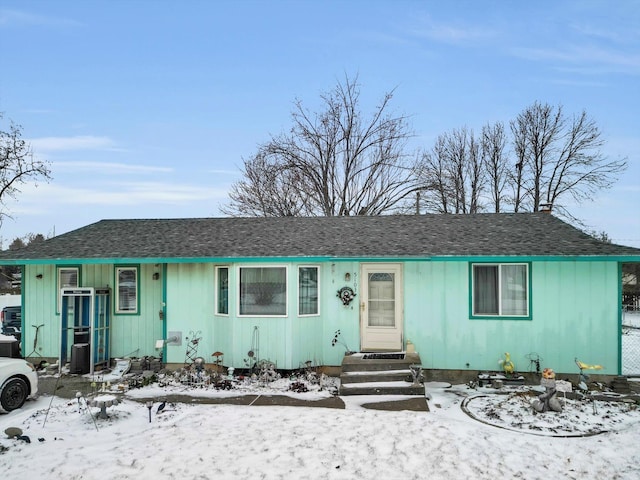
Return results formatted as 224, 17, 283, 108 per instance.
368, 272, 395, 327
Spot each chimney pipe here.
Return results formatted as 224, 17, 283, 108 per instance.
539, 203, 553, 213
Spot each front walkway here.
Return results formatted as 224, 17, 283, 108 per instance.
36, 373, 429, 411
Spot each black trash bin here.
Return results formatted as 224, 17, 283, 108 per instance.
74, 329, 90, 344
70, 343, 90, 374
0, 336, 21, 358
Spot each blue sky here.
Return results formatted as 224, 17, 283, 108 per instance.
0, 0, 638, 248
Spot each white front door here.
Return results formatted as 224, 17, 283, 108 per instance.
360, 264, 403, 351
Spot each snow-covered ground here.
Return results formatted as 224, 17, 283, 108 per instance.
1, 379, 640, 479
622, 311, 640, 375
624, 310, 640, 328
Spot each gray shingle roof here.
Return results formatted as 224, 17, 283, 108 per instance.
1, 213, 639, 262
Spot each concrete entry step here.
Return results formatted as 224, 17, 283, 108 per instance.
339, 352, 424, 396
341, 369, 413, 384
340, 382, 426, 396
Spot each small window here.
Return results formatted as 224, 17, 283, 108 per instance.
116, 266, 138, 314
472, 263, 529, 317
215, 266, 229, 315
57, 266, 79, 313
59, 267, 79, 289
298, 266, 319, 316
239, 266, 287, 316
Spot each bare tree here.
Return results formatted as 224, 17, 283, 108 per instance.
416, 126, 484, 214
544, 110, 626, 213
223, 76, 418, 217
446, 128, 468, 213
0, 114, 52, 224
417, 102, 623, 221
416, 135, 453, 213
224, 153, 308, 217
481, 121, 509, 213
510, 118, 527, 213
510, 102, 563, 212
508, 102, 625, 217
466, 131, 483, 213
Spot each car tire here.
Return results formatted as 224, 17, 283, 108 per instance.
0, 377, 29, 412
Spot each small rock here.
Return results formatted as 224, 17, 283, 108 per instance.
17, 435, 30, 444
4, 427, 23, 438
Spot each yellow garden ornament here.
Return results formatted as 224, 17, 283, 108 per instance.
498, 352, 515, 375
575, 358, 603, 371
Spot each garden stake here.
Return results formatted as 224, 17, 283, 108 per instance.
42, 373, 63, 428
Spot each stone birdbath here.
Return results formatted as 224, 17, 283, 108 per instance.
88, 394, 120, 419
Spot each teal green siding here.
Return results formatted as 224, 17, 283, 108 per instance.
404, 260, 619, 374
22, 264, 163, 362
21, 258, 623, 374
163, 262, 360, 369
22, 265, 58, 358
110, 264, 164, 358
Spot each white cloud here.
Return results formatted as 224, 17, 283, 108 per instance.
54, 161, 173, 175
30, 135, 117, 152
407, 15, 496, 46
569, 20, 640, 45
547, 77, 608, 88
0, 180, 230, 240
510, 44, 640, 76
10, 181, 225, 208
0, 9, 82, 28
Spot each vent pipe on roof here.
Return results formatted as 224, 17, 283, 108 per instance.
539, 203, 553, 213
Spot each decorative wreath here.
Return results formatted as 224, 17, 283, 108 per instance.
337, 286, 356, 306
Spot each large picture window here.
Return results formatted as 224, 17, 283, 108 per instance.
472, 263, 529, 317
215, 266, 229, 315
116, 266, 138, 314
298, 266, 319, 316
239, 267, 287, 316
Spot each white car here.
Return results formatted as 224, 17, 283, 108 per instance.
0, 357, 38, 412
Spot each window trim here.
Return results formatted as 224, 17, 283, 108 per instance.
57, 266, 81, 314
298, 265, 320, 317
115, 265, 139, 315
469, 262, 532, 320
237, 265, 288, 318
215, 266, 230, 316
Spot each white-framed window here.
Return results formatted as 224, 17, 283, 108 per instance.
116, 266, 138, 314
238, 266, 287, 316
472, 263, 529, 317
298, 266, 319, 316
215, 266, 229, 315
57, 266, 79, 313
